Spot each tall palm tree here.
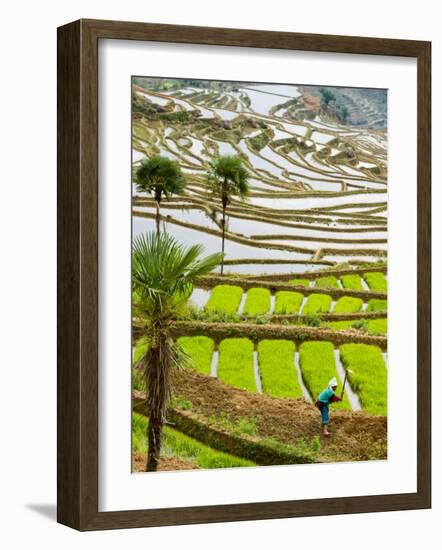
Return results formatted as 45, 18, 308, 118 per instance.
207, 155, 249, 275
135, 155, 185, 234
132, 231, 221, 471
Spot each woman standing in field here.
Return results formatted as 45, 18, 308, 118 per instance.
315, 377, 342, 436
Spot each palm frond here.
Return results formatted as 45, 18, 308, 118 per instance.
205, 154, 250, 198
132, 232, 221, 314
135, 155, 186, 197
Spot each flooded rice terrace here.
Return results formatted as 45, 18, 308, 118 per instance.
132, 78, 387, 275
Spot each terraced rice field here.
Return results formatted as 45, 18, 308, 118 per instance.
302, 294, 333, 315
274, 291, 304, 314
177, 336, 214, 375
132, 78, 388, 470
340, 344, 387, 414
242, 288, 271, 316
168, 335, 387, 414
132, 79, 387, 273
333, 297, 363, 313
257, 340, 302, 398
217, 338, 256, 392
363, 272, 388, 292
324, 318, 387, 335
188, 277, 387, 316
205, 285, 243, 314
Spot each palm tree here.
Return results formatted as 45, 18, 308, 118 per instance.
135, 155, 185, 234
132, 231, 221, 471
207, 155, 249, 275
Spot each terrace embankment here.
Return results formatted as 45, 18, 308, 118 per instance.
241, 264, 387, 282
270, 310, 386, 322
132, 321, 388, 351
223, 258, 334, 266
165, 321, 387, 350
134, 369, 387, 463
196, 275, 387, 300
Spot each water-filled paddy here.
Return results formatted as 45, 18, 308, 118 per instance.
249, 193, 387, 210
132, 148, 146, 162
136, 91, 170, 106
133, 215, 315, 263
132, 78, 388, 277
223, 263, 328, 275
225, 216, 386, 239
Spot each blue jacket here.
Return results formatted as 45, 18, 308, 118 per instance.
318, 387, 337, 405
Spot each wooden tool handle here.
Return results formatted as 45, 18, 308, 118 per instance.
340, 372, 348, 399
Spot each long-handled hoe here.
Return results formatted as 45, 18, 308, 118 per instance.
340, 368, 354, 400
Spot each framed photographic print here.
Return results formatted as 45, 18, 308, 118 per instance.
57, 19, 431, 531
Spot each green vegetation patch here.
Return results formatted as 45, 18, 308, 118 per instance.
132, 368, 145, 393
289, 278, 310, 287
333, 296, 363, 314
367, 318, 388, 335
218, 338, 256, 392
324, 320, 358, 331
133, 336, 148, 365
248, 130, 272, 152
274, 291, 304, 315
339, 344, 387, 415
132, 413, 254, 469
340, 274, 364, 290
367, 299, 388, 312
298, 341, 350, 410
270, 98, 298, 115
207, 411, 258, 437
302, 293, 332, 315
315, 276, 339, 289
324, 318, 387, 336
205, 284, 243, 315
257, 340, 302, 399
177, 336, 214, 375
242, 288, 271, 316
363, 272, 387, 292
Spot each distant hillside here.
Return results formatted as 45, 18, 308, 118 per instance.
302, 86, 387, 130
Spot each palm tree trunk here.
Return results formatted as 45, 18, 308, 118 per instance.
144, 328, 171, 472
154, 188, 162, 235
146, 415, 163, 472
220, 186, 228, 276
155, 202, 160, 235
220, 202, 226, 275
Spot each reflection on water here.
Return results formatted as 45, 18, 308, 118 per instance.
210, 108, 238, 121
172, 96, 215, 118
188, 137, 206, 157
253, 84, 301, 97
224, 263, 327, 275
226, 215, 386, 239
134, 206, 219, 230
278, 121, 308, 136
238, 141, 287, 180
268, 239, 388, 250
136, 91, 170, 107
246, 89, 287, 114
249, 193, 387, 210
311, 131, 334, 144
132, 215, 314, 262
190, 288, 210, 309
216, 141, 236, 156
132, 149, 145, 162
